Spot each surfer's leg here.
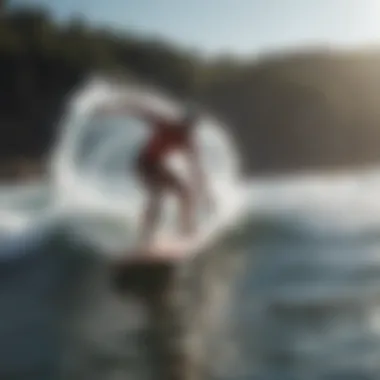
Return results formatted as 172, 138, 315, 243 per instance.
139, 189, 162, 245
178, 188, 193, 236
159, 165, 194, 236
136, 157, 163, 245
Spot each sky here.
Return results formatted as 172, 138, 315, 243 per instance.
9, 0, 380, 56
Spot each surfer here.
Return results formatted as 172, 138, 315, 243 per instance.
95, 101, 211, 246
135, 104, 209, 245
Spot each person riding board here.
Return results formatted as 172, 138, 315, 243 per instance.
95, 100, 211, 246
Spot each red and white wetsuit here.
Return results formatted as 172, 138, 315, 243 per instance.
139, 119, 190, 164
136, 118, 192, 189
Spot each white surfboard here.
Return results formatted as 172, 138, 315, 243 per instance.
114, 186, 247, 265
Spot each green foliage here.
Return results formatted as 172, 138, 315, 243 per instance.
4, 7, 208, 96
3, 5, 380, 177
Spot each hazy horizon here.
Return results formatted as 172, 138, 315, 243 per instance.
8, 0, 380, 57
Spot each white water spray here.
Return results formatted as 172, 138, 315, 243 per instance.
49, 77, 245, 253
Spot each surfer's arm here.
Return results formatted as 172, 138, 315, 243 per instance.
93, 101, 168, 124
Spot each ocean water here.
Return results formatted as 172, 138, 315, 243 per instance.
4, 171, 380, 379
2, 78, 380, 379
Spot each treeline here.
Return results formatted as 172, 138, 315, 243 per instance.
201, 50, 380, 174
0, 6, 200, 172
2, 6, 380, 178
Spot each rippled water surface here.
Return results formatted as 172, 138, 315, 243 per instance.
2, 78, 380, 379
